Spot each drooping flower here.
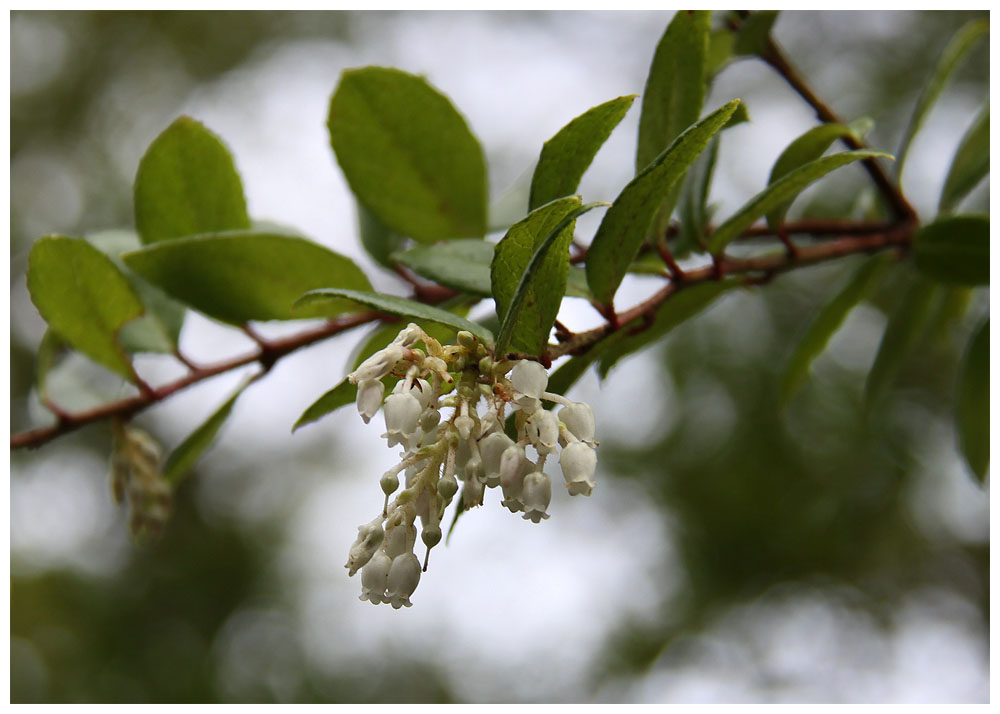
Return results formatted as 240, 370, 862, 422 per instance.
521, 470, 551, 523
560, 441, 597, 496
386, 552, 422, 608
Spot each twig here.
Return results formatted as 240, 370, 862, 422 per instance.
758, 37, 917, 222
549, 225, 912, 360
11, 312, 379, 450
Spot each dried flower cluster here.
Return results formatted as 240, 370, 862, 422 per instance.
343, 324, 598, 608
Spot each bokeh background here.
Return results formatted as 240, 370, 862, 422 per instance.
10, 10, 989, 703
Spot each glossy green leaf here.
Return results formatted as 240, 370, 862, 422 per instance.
393, 239, 591, 301
134, 116, 251, 244
123, 231, 372, 324
28, 236, 144, 381
293, 379, 358, 433
865, 277, 937, 410
637, 11, 711, 173
780, 254, 891, 404
164, 379, 252, 484
357, 200, 406, 269
734, 10, 779, 56
956, 319, 989, 484
927, 286, 973, 344
529, 95, 636, 211
636, 11, 710, 239
895, 19, 989, 181
296, 288, 493, 344
675, 136, 719, 257
492, 198, 605, 357
598, 279, 739, 377
912, 214, 989, 286
588, 99, 741, 305
939, 104, 989, 213
708, 150, 891, 255
87, 229, 186, 354
766, 123, 856, 229
328, 66, 487, 242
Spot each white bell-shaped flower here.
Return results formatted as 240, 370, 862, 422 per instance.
521, 471, 551, 523
510, 360, 547, 409
499, 444, 527, 512
383, 521, 417, 559
386, 552, 422, 609
560, 441, 597, 496
559, 402, 597, 445
479, 431, 514, 486
345, 519, 385, 576
383, 392, 422, 447
356, 379, 384, 424
394, 377, 435, 410
462, 475, 485, 508
527, 409, 560, 455
350, 343, 406, 383
359, 549, 392, 604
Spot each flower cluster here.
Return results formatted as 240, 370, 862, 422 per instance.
109, 419, 173, 543
343, 323, 598, 608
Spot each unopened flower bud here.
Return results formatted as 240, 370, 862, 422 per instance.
359, 550, 392, 604
356, 379, 385, 424
478, 356, 494, 375
559, 402, 597, 445
521, 471, 551, 523
454, 414, 475, 441
560, 442, 597, 496
421, 524, 442, 549
386, 552, 422, 609
419, 407, 441, 432
438, 473, 459, 500
457, 331, 477, 350
393, 323, 425, 347
380, 471, 400, 496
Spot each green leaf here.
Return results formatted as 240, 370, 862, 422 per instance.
393, 239, 591, 301
637, 11, 711, 173
598, 279, 739, 378
956, 319, 989, 484
394, 240, 494, 296
163, 379, 252, 484
357, 199, 407, 269
765, 123, 857, 229
780, 254, 892, 404
675, 136, 719, 257
706, 28, 735, 77
895, 19, 989, 181
707, 150, 891, 255
912, 214, 989, 286
134, 116, 251, 244
529, 94, 637, 211
939, 104, 989, 214
865, 277, 937, 410
27, 236, 144, 381
122, 231, 372, 324
492, 198, 606, 357
35, 329, 68, 401
733, 10, 779, 56
636, 11, 711, 239
87, 229, 186, 354
587, 99, 741, 305
328, 66, 487, 242
293, 379, 358, 433
296, 288, 494, 345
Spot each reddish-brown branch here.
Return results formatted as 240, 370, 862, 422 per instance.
549, 225, 912, 360
11, 312, 379, 450
758, 38, 916, 223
